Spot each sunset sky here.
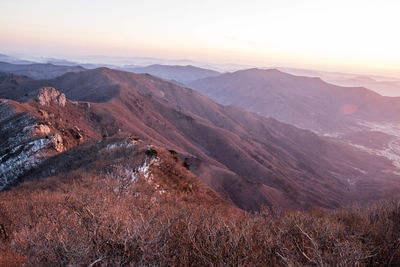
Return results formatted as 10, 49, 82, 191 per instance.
1, 0, 399, 76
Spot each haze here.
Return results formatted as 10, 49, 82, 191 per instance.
1, 0, 400, 76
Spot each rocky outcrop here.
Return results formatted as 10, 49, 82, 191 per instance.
36, 87, 66, 107
70, 126, 83, 141
50, 134, 64, 152
0, 137, 52, 190
0, 101, 65, 190
34, 124, 51, 136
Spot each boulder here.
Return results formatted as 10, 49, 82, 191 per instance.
50, 134, 64, 152
34, 124, 51, 136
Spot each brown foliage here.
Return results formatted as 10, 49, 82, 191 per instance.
0, 161, 399, 266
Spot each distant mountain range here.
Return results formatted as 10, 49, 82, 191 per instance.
0, 53, 400, 212
279, 67, 400, 97
0, 53, 250, 72
121, 64, 220, 83
0, 61, 86, 79
188, 68, 400, 134
1, 52, 398, 95
0, 53, 34, 64
0, 58, 220, 84
1, 68, 399, 211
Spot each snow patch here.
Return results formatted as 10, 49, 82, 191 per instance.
105, 140, 135, 150
105, 165, 138, 182
0, 138, 51, 190
105, 157, 163, 194
135, 157, 158, 182
1, 114, 37, 145
106, 157, 158, 183
137, 160, 150, 180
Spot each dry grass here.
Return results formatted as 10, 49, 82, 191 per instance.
0, 163, 399, 266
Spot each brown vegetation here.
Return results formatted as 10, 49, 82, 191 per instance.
1, 168, 399, 266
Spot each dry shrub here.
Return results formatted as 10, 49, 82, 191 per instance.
0, 169, 399, 266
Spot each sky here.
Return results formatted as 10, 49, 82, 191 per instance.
0, 0, 400, 76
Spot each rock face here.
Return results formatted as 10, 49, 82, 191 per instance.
37, 87, 66, 107
0, 101, 65, 190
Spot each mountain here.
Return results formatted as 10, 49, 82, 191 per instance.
188, 68, 400, 133
0, 87, 226, 209
122, 64, 220, 83
38, 55, 249, 72
1, 68, 399, 211
279, 67, 400, 97
0, 61, 86, 79
188, 69, 400, 178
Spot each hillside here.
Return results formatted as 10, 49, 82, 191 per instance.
1, 167, 399, 265
0, 72, 33, 100
188, 68, 400, 133
188, 68, 400, 172
1, 69, 400, 211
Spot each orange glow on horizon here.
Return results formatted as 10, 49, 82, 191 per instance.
0, 0, 399, 77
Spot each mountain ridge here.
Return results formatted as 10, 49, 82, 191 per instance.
0, 61, 86, 80
122, 64, 220, 83
189, 68, 400, 133
1, 69, 399, 210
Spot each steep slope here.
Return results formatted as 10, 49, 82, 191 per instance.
0, 86, 224, 205
122, 64, 220, 83
1, 69, 400, 211
188, 68, 400, 174
188, 68, 400, 134
21, 137, 226, 208
0, 62, 86, 79
0, 88, 99, 190
0, 82, 300, 210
